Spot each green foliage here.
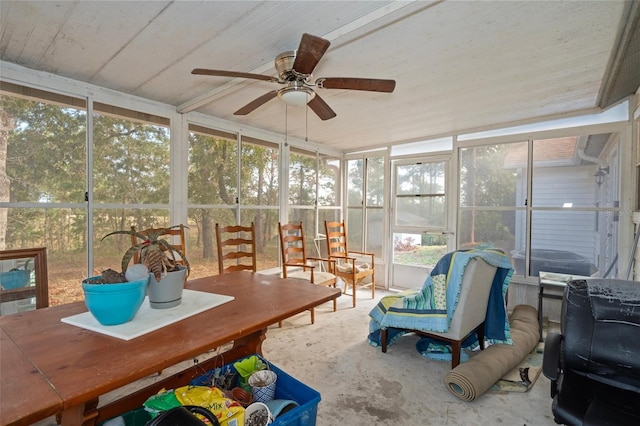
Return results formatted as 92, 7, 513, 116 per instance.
459, 144, 517, 243
393, 245, 447, 268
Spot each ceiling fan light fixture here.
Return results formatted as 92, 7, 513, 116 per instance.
278, 85, 315, 107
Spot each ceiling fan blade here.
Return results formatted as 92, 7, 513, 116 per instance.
192, 68, 279, 83
292, 33, 331, 75
317, 77, 396, 93
307, 93, 336, 121
234, 90, 278, 115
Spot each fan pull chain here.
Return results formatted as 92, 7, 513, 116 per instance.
284, 104, 288, 147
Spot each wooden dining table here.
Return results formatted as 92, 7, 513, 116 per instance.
0, 271, 342, 426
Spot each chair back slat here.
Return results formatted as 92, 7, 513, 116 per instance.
215, 223, 256, 274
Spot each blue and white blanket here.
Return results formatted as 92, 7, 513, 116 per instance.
368, 248, 514, 360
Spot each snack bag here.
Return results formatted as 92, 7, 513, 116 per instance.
174, 385, 245, 426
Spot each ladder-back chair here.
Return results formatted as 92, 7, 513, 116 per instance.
324, 220, 375, 307
215, 223, 257, 274
278, 222, 337, 324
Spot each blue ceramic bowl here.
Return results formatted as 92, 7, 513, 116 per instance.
0, 270, 31, 289
82, 276, 149, 326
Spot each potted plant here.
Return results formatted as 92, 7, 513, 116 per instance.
101, 225, 191, 309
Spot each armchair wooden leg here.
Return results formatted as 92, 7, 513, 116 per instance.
381, 329, 388, 353
451, 341, 462, 368
477, 323, 486, 350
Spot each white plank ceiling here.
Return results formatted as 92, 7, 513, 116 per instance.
0, 1, 636, 152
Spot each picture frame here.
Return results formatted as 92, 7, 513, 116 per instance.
0, 247, 49, 311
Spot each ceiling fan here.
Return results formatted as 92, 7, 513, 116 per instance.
192, 33, 396, 120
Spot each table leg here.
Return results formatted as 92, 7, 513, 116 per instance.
59, 398, 98, 426
232, 328, 267, 355
538, 284, 544, 342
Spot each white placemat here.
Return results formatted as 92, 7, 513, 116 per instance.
61, 289, 234, 340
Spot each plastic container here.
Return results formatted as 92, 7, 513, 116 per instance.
191, 354, 320, 426
82, 275, 149, 325
103, 354, 320, 426
511, 249, 598, 277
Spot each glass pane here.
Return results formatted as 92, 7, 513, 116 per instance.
346, 208, 363, 252
366, 157, 384, 207
241, 138, 279, 206
532, 134, 616, 208
393, 232, 447, 267
318, 154, 340, 206
524, 210, 605, 278
457, 209, 519, 258
2, 94, 86, 203
3, 208, 87, 306
459, 142, 523, 207
366, 207, 383, 257
240, 209, 279, 271
346, 159, 363, 208
289, 151, 316, 206
94, 111, 170, 204
396, 162, 444, 195
189, 127, 238, 205
396, 196, 445, 227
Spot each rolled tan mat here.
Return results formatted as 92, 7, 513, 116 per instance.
443, 304, 540, 401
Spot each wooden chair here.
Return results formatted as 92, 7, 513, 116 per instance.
0, 247, 49, 314
380, 257, 498, 368
324, 220, 375, 307
130, 224, 187, 266
215, 223, 256, 274
278, 222, 338, 325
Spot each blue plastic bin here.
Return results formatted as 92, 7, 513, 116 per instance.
191, 354, 320, 426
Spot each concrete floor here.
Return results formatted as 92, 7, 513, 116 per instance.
34, 288, 559, 426
262, 288, 558, 426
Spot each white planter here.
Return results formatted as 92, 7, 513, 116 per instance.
147, 266, 187, 309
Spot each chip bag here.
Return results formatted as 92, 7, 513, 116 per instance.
174, 385, 245, 426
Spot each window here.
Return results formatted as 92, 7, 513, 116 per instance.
458, 133, 620, 279
241, 136, 279, 270
186, 129, 281, 273
92, 104, 171, 276
346, 156, 385, 257
187, 125, 238, 278
1, 86, 88, 305
458, 142, 521, 258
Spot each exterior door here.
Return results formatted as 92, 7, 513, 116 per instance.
390, 157, 454, 290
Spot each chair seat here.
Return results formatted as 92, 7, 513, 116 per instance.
336, 263, 370, 274
287, 270, 335, 285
